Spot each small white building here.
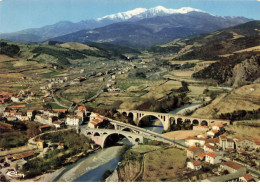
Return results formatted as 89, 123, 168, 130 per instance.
207, 130, 219, 138
185, 137, 206, 147
187, 161, 202, 171
205, 152, 222, 164
66, 116, 83, 126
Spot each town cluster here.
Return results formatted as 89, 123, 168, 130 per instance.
184, 123, 260, 182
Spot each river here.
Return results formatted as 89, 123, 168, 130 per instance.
53, 103, 201, 182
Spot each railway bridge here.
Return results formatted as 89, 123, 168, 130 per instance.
117, 109, 230, 131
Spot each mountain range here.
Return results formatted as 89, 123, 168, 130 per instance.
0, 6, 252, 47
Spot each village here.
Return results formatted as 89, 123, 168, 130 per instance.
0, 85, 259, 182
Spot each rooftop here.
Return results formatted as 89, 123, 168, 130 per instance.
242, 174, 254, 181
187, 146, 200, 152
206, 152, 218, 158
221, 161, 242, 170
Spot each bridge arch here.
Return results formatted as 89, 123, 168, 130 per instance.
192, 119, 199, 126
94, 132, 100, 136
102, 133, 140, 148
138, 114, 164, 128
201, 120, 208, 126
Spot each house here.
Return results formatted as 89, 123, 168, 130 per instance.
88, 119, 103, 128
204, 143, 217, 153
39, 125, 52, 132
207, 130, 219, 138
36, 140, 45, 149
211, 123, 225, 131
187, 161, 202, 171
235, 138, 256, 149
205, 152, 222, 164
187, 146, 204, 159
53, 121, 65, 129
196, 152, 206, 161
220, 161, 242, 174
21, 116, 29, 121
66, 116, 82, 126
11, 96, 22, 103
185, 136, 206, 147
48, 110, 60, 118
27, 110, 35, 120
219, 136, 235, 150
239, 174, 255, 182
14, 112, 22, 120
6, 115, 17, 121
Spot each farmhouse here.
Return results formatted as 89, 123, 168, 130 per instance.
205, 152, 222, 164
66, 116, 83, 126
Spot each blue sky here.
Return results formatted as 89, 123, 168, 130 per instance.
0, 0, 260, 33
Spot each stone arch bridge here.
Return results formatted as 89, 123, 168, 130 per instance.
82, 128, 143, 148
117, 109, 230, 131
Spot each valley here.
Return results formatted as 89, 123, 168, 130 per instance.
0, 4, 260, 182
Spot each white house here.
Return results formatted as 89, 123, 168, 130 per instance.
187, 161, 202, 171
205, 152, 222, 164
185, 137, 206, 147
207, 130, 219, 138
220, 161, 242, 174
219, 136, 235, 150
66, 116, 82, 126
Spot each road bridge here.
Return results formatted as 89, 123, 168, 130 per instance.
117, 109, 230, 131
82, 128, 143, 148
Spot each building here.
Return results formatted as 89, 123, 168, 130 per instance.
220, 161, 242, 174
66, 116, 82, 126
204, 143, 217, 153
239, 174, 255, 182
207, 130, 219, 138
187, 161, 202, 171
39, 125, 52, 132
187, 146, 204, 159
205, 152, 222, 164
53, 121, 65, 129
196, 152, 206, 161
185, 137, 206, 147
211, 123, 225, 131
235, 138, 256, 149
219, 136, 235, 150
6, 115, 17, 121
36, 140, 45, 149
27, 110, 35, 120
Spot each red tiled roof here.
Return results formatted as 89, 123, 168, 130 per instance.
219, 136, 227, 140
192, 161, 201, 166
254, 138, 260, 145
12, 105, 26, 108
205, 143, 215, 150
39, 125, 52, 129
198, 152, 205, 158
205, 138, 219, 144
242, 174, 254, 181
221, 161, 242, 170
53, 109, 67, 113
68, 115, 82, 119
78, 106, 86, 110
187, 146, 199, 152
206, 152, 218, 158
210, 130, 219, 134
27, 110, 34, 112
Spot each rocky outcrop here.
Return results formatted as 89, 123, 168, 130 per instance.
227, 56, 260, 87
117, 161, 142, 182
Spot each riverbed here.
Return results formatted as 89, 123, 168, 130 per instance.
47, 103, 202, 182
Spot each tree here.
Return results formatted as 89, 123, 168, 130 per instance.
27, 123, 40, 138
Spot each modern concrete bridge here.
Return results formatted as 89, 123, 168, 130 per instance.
117, 109, 230, 131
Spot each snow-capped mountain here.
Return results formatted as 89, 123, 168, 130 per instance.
0, 6, 251, 43
96, 6, 204, 21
